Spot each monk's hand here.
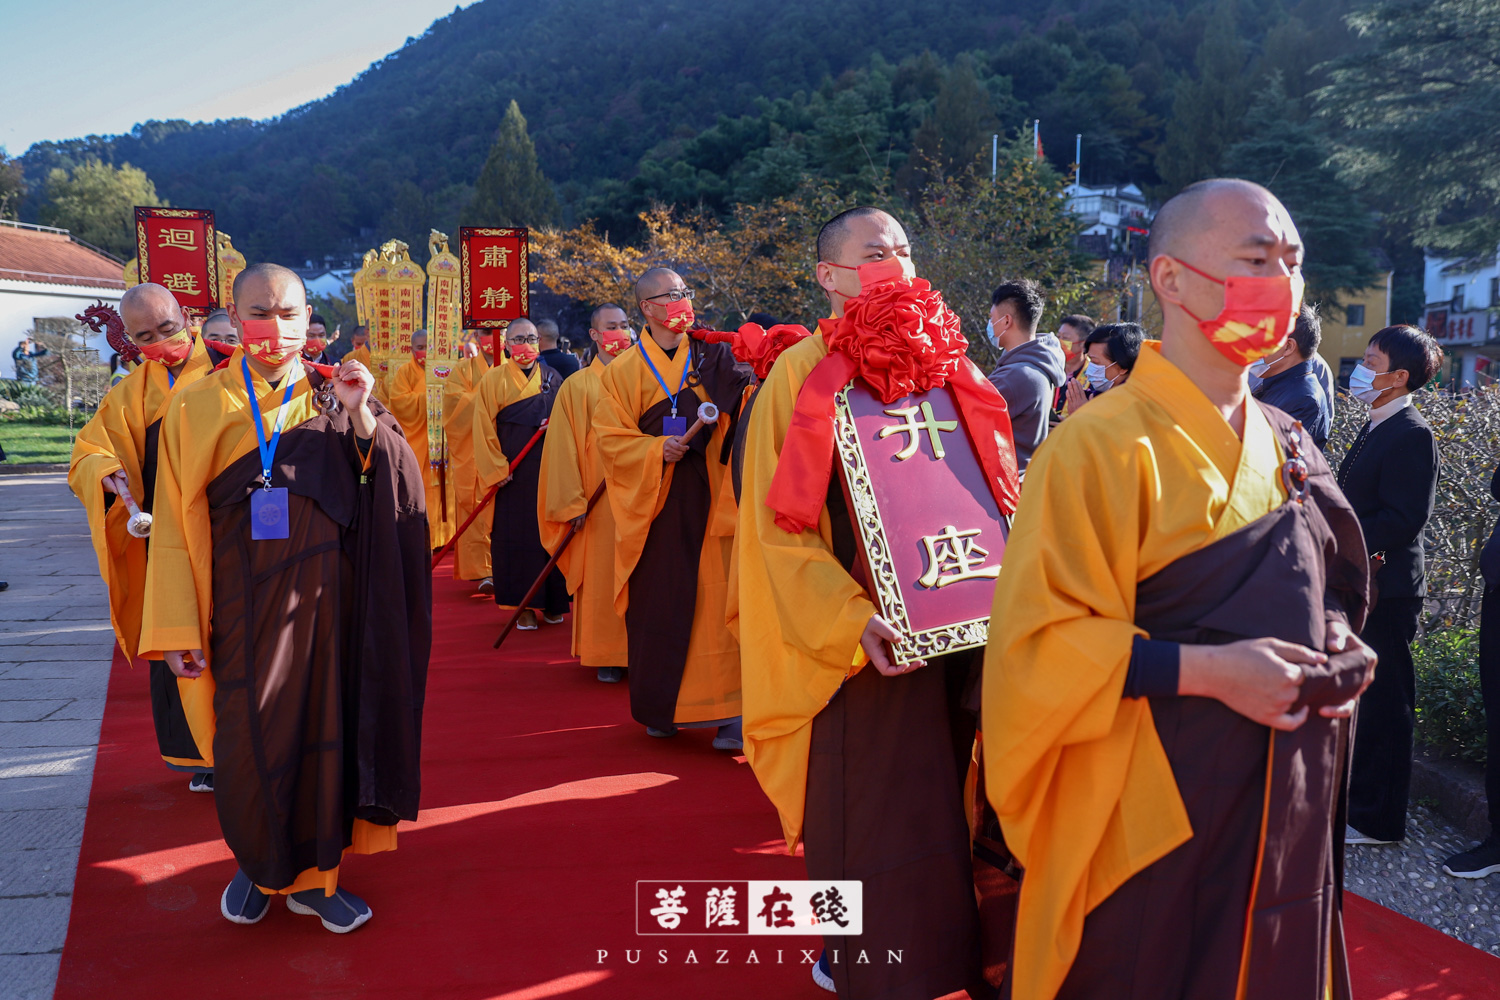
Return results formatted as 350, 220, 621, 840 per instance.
463, 342, 481, 358
1319, 621, 1378, 718
333, 360, 377, 438
1179, 638, 1324, 731
570, 514, 587, 529
164, 649, 206, 680
862, 615, 925, 676
101, 470, 126, 495
662, 436, 690, 463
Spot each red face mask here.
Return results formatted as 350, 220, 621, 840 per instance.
136, 328, 194, 366
651, 298, 696, 334
413, 349, 428, 364
828, 255, 915, 292
1173, 259, 1305, 366
240, 317, 307, 365
597, 328, 633, 356
509, 342, 539, 366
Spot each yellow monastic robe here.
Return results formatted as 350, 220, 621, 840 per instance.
388, 358, 456, 549
139, 348, 401, 896
69, 335, 219, 663
441, 353, 497, 579
344, 345, 387, 405
737, 334, 877, 850
982, 346, 1284, 1000
537, 356, 628, 667
594, 334, 740, 725
471, 359, 545, 490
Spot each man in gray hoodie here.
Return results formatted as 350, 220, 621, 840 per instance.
986, 279, 1066, 473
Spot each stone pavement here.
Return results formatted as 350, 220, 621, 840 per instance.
0, 473, 113, 1000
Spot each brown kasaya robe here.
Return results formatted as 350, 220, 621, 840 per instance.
1057, 409, 1370, 1000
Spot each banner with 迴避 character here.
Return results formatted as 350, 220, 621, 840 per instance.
425, 229, 462, 524
134, 207, 219, 315
834, 381, 1009, 665
460, 226, 528, 356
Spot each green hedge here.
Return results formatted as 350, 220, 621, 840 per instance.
1413, 624, 1488, 763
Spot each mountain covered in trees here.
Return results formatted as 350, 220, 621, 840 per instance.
13, 0, 1408, 305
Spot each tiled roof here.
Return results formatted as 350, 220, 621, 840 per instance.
0, 221, 127, 289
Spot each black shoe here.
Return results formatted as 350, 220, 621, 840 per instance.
1443, 835, 1500, 879
188, 772, 214, 793
646, 725, 678, 738
220, 869, 270, 925
596, 667, 625, 683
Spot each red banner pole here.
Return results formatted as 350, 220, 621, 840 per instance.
429, 419, 548, 572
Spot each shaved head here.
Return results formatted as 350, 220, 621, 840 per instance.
505, 317, 537, 340
634, 267, 683, 305
1148, 179, 1286, 265
817, 207, 900, 264
591, 303, 627, 329
232, 262, 307, 306
411, 329, 428, 351
119, 283, 187, 344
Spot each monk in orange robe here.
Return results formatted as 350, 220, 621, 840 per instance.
141, 263, 430, 933
594, 268, 751, 748
388, 329, 456, 549
441, 331, 498, 590
69, 283, 233, 787
539, 305, 633, 682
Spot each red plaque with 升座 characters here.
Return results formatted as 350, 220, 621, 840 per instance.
133, 207, 218, 315
459, 227, 528, 328
834, 380, 1010, 665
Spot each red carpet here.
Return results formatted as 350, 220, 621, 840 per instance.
54, 566, 1500, 999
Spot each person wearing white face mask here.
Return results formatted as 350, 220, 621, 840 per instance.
1065, 321, 1143, 415
1248, 303, 1332, 449
1338, 324, 1442, 849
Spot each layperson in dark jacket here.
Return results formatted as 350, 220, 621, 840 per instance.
1251, 303, 1332, 449
1339, 324, 1442, 846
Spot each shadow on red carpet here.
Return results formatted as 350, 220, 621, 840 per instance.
52, 563, 1500, 999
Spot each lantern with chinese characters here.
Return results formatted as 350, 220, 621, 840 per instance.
424, 230, 462, 520
215, 232, 246, 308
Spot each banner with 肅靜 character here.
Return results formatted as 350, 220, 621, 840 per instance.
133, 207, 219, 316
460, 226, 528, 357
834, 380, 1009, 665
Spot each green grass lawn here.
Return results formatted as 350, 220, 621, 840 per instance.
0, 422, 75, 465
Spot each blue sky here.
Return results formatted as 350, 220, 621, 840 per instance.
2, 0, 477, 155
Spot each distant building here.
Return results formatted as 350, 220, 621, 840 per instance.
297, 266, 356, 301
1422, 251, 1500, 387
0, 220, 125, 354
1066, 182, 1153, 260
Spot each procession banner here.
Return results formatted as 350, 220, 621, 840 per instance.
460, 227, 528, 330
133, 207, 219, 315
834, 381, 1009, 665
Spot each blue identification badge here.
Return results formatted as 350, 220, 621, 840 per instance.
241, 358, 298, 542
250, 488, 290, 540
640, 338, 693, 439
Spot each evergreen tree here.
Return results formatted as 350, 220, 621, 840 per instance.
38, 158, 163, 258
1318, 0, 1500, 255
469, 101, 558, 228
1155, 0, 1252, 194
1223, 76, 1376, 300
0, 149, 24, 221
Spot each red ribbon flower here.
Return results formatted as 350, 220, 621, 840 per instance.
824, 279, 967, 402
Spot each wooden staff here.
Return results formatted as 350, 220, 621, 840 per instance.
429, 419, 548, 571
492, 481, 607, 650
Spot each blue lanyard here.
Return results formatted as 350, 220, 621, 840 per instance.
639, 340, 693, 417
242, 358, 298, 491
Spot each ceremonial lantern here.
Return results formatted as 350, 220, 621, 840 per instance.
132, 206, 220, 318
352, 249, 377, 325
361, 243, 397, 392
425, 230, 462, 520
216, 232, 247, 307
